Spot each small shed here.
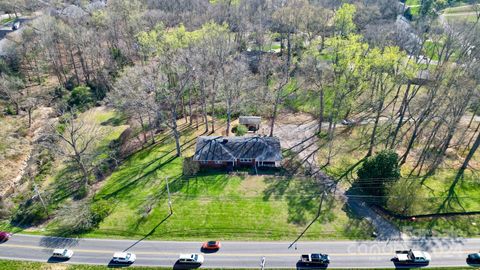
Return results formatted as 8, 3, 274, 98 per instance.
239, 116, 261, 132
193, 136, 282, 168
410, 70, 433, 85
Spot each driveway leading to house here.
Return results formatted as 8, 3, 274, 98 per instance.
0, 234, 478, 268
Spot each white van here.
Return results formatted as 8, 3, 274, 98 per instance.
112, 252, 136, 263
178, 253, 204, 264
52, 248, 74, 259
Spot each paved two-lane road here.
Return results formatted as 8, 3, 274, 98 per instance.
0, 234, 478, 268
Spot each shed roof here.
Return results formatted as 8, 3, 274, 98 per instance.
239, 116, 261, 125
193, 136, 281, 162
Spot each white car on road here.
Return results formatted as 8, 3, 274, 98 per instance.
52, 248, 74, 259
178, 253, 204, 264
112, 252, 136, 264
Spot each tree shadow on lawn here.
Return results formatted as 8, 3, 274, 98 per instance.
122, 212, 173, 252
341, 203, 375, 239
49, 166, 85, 202
262, 176, 332, 225
99, 155, 177, 200
99, 126, 203, 200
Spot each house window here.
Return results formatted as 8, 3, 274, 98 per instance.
240, 158, 253, 162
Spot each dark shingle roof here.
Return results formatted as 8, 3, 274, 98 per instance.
193, 136, 282, 162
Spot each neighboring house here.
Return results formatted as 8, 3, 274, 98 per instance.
193, 136, 282, 168
239, 116, 261, 132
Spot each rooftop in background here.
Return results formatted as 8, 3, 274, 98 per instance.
239, 116, 261, 124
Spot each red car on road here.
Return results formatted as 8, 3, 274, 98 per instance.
202, 241, 221, 250
0, 232, 11, 243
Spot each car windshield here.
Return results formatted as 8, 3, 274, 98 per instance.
194, 254, 198, 261
62, 250, 67, 255
208, 241, 216, 245
125, 253, 131, 259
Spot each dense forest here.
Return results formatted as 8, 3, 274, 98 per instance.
0, 0, 479, 237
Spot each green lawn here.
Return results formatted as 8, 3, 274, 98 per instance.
19, 114, 371, 241
0, 17, 14, 24
78, 122, 373, 240
444, 4, 479, 14
405, 0, 420, 6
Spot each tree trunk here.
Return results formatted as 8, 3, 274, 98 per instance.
210, 92, 216, 133
367, 98, 384, 157
171, 108, 181, 157
182, 96, 187, 124
28, 108, 33, 128
139, 114, 148, 145
318, 87, 324, 134
69, 47, 80, 85
188, 88, 193, 126
226, 98, 231, 136
390, 83, 411, 149
201, 81, 209, 133
269, 86, 282, 137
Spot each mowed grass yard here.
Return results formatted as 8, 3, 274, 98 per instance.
64, 118, 374, 241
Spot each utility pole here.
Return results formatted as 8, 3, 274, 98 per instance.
33, 182, 48, 216
165, 177, 173, 214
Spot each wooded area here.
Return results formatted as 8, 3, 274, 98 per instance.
0, 0, 479, 235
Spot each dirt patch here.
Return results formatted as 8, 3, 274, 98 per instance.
0, 106, 54, 198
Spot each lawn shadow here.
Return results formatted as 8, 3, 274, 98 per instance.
200, 247, 219, 253
263, 176, 328, 225
392, 261, 429, 269
296, 261, 329, 270
173, 261, 202, 270
99, 124, 201, 201
50, 166, 84, 202
101, 114, 128, 126
47, 257, 71, 263
123, 212, 173, 252
341, 202, 375, 239
100, 155, 177, 200
107, 260, 134, 268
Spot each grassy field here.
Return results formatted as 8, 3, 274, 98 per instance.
444, 4, 480, 14
405, 0, 420, 6
73, 120, 374, 240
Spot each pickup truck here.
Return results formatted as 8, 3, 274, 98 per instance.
392, 249, 431, 265
299, 253, 330, 266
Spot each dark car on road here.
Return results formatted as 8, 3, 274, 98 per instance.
0, 231, 11, 243
297, 253, 330, 268
467, 253, 480, 266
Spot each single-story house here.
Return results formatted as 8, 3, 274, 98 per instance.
193, 136, 282, 168
239, 116, 261, 132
